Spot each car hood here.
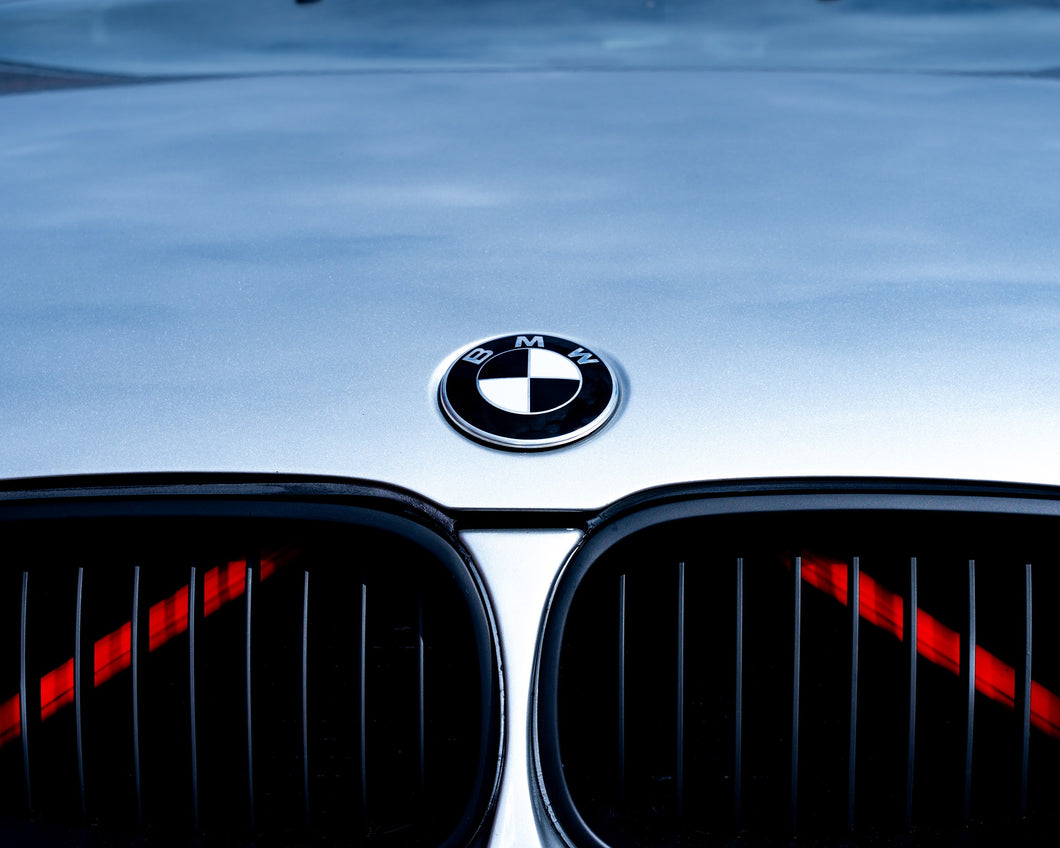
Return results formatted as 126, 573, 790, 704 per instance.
1, 68, 1058, 509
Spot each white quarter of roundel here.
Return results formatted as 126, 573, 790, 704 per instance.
477, 348, 582, 414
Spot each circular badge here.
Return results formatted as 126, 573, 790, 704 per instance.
439, 334, 620, 450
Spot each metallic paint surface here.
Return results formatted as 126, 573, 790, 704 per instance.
460, 529, 581, 848
1, 69, 1058, 507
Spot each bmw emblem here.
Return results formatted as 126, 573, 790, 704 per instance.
439, 334, 620, 450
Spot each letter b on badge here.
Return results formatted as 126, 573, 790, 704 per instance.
462, 348, 493, 365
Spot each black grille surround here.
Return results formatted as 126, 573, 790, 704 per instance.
0, 477, 502, 848
535, 480, 1060, 848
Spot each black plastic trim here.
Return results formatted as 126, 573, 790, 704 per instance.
0, 474, 458, 537
6, 473, 1060, 531
587, 476, 1060, 531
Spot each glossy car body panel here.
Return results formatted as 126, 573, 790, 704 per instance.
2, 66, 1058, 507
461, 529, 582, 848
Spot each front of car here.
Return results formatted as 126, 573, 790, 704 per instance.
1, 2, 1058, 846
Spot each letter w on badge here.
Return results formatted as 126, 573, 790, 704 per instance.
567, 347, 599, 365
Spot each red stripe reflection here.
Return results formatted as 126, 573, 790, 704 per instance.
40, 659, 75, 721
0, 547, 296, 749
0, 694, 19, 748
93, 622, 131, 687
797, 552, 1060, 739
203, 560, 247, 618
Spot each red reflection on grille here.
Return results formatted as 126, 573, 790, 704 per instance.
203, 560, 247, 618
94, 622, 132, 687
0, 546, 297, 749
798, 552, 1060, 738
40, 659, 75, 721
149, 585, 190, 653
0, 694, 19, 748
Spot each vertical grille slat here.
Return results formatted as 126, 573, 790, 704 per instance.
20, 569, 31, 815
676, 561, 686, 821
244, 563, 255, 834
790, 554, 802, 837
733, 556, 744, 828
617, 572, 627, 806
545, 505, 1060, 848
417, 590, 426, 799
189, 564, 200, 836
131, 564, 143, 829
847, 555, 859, 833
961, 559, 976, 822
75, 567, 86, 824
904, 556, 918, 830
0, 506, 498, 848
1020, 562, 1033, 817
301, 568, 310, 831
359, 580, 368, 833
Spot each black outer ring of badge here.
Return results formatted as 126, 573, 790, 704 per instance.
439, 334, 620, 450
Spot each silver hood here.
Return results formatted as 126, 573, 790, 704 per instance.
2, 61, 1058, 509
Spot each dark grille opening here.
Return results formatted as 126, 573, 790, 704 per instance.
540, 506, 1060, 847
0, 507, 499, 848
